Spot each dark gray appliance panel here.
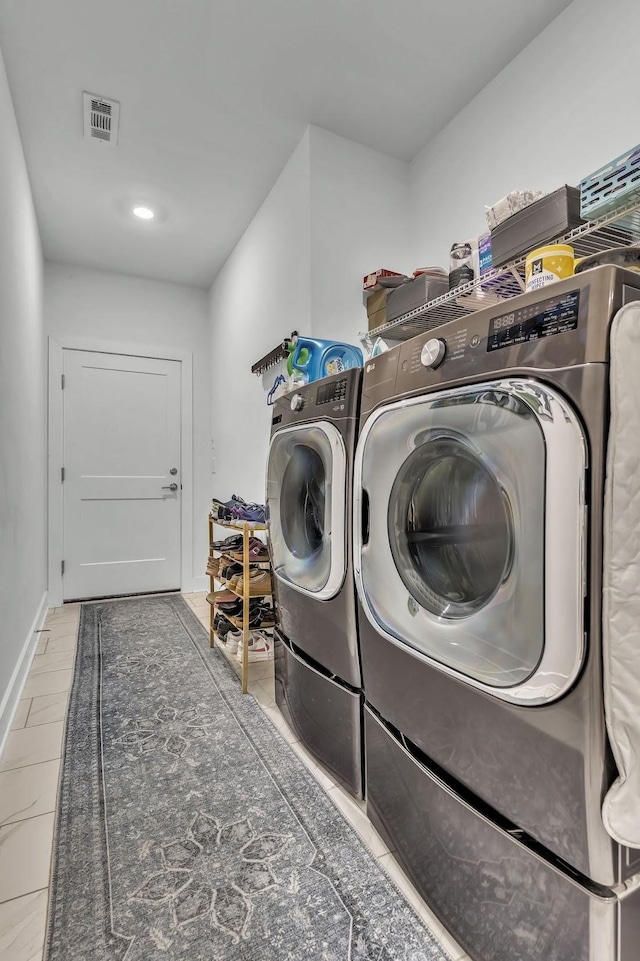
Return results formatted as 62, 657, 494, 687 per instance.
359, 612, 591, 875
364, 708, 611, 961
275, 628, 363, 798
274, 574, 361, 688
356, 363, 623, 885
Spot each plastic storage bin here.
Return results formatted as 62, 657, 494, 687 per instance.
387, 273, 449, 322
490, 185, 583, 267
580, 145, 640, 221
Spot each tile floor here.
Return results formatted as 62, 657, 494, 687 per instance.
0, 592, 468, 961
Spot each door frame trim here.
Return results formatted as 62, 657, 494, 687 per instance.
48, 336, 194, 606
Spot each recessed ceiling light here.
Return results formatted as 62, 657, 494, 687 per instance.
133, 206, 154, 220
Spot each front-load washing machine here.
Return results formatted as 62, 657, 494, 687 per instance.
267, 367, 363, 797
353, 266, 640, 961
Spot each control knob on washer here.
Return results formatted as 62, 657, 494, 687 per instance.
420, 338, 446, 369
290, 393, 304, 412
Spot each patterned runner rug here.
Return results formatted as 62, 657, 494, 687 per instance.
45, 594, 449, 961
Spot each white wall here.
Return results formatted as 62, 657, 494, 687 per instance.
208, 131, 312, 504
43, 262, 210, 589
309, 127, 411, 344
208, 126, 411, 502
0, 46, 46, 749
410, 0, 640, 267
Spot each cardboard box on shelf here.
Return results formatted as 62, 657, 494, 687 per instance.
363, 268, 406, 291
364, 287, 388, 331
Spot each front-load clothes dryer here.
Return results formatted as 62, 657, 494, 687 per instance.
353, 266, 640, 961
267, 367, 363, 797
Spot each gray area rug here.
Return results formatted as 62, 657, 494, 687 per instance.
45, 594, 450, 961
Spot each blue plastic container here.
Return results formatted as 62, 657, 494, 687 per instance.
290, 337, 363, 383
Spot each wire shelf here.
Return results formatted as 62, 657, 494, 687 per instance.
360, 197, 640, 350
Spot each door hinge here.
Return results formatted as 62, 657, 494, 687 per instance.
61, 560, 65, 576
61, 467, 65, 483
61, 374, 65, 389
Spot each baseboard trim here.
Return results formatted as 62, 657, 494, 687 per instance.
0, 591, 49, 760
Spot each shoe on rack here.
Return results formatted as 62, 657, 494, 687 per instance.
217, 597, 264, 617
217, 601, 243, 618
230, 503, 266, 524
227, 571, 259, 591
249, 545, 270, 562
218, 617, 239, 639
211, 534, 244, 551
243, 569, 273, 596
219, 598, 268, 623
216, 622, 238, 640
212, 494, 247, 518
220, 562, 243, 581
247, 607, 276, 629
236, 630, 274, 662
230, 540, 270, 563
215, 589, 238, 604
229, 536, 266, 556
224, 630, 241, 654
232, 536, 264, 551
227, 565, 261, 591
216, 494, 247, 506
206, 558, 220, 577
227, 573, 262, 598
216, 611, 239, 631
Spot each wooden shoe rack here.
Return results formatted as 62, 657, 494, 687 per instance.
206, 514, 274, 694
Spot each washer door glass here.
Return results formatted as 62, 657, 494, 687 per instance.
388, 435, 513, 620
281, 445, 325, 560
267, 423, 346, 598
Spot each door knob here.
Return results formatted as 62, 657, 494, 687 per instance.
162, 483, 178, 491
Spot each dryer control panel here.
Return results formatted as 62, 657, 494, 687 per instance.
487, 289, 580, 352
360, 266, 640, 420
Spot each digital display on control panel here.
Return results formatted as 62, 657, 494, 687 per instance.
487, 290, 580, 352
317, 378, 347, 405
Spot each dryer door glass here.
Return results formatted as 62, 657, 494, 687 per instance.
355, 380, 586, 699
388, 436, 513, 620
267, 423, 346, 599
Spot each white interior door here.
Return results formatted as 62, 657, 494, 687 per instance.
62, 349, 181, 600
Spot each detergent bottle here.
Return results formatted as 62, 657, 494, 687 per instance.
290, 337, 363, 384
285, 338, 309, 389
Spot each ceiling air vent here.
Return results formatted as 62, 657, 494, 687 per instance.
83, 92, 120, 145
